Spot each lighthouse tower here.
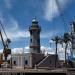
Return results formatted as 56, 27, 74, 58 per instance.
29, 18, 41, 53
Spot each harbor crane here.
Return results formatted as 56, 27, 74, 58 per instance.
0, 21, 11, 67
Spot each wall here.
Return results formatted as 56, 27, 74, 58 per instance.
37, 54, 58, 68
29, 53, 45, 68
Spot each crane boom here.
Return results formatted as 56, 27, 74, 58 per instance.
0, 30, 5, 48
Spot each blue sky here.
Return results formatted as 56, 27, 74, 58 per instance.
0, 0, 75, 55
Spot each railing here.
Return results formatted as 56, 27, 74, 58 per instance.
0, 68, 74, 75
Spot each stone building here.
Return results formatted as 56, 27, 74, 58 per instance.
11, 52, 58, 69
12, 53, 31, 68
12, 54, 24, 68
11, 18, 59, 69
29, 18, 41, 53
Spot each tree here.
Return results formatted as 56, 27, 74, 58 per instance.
63, 33, 70, 67
52, 36, 62, 68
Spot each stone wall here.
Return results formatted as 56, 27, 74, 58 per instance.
36, 54, 58, 68
29, 53, 45, 68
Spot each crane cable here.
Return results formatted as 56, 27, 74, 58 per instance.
55, 0, 69, 33
0, 20, 8, 39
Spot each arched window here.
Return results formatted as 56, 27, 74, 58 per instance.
13, 61, 16, 65
25, 60, 28, 65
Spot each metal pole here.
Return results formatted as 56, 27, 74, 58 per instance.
11, 54, 12, 69
55, 41, 57, 68
23, 48, 25, 69
65, 43, 68, 68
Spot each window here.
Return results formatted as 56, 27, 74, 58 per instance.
13, 61, 16, 65
50, 60, 51, 64
25, 60, 28, 65
30, 39, 32, 42
37, 39, 40, 43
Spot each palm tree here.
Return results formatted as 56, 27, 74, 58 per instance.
52, 36, 62, 68
63, 33, 70, 67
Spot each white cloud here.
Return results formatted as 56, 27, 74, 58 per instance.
0, 16, 30, 41
44, 0, 69, 21
49, 39, 55, 44
0, 15, 59, 42
25, 46, 29, 50
11, 46, 55, 56
6, 17, 19, 31
0, 43, 72, 60
6, 30, 30, 41
41, 46, 55, 55
58, 0, 68, 8
40, 32, 51, 38
0, 49, 3, 53
42, 42, 72, 60
17, 31, 30, 38
6, 17, 30, 40
0, 13, 4, 23
4, 0, 12, 8
40, 30, 59, 38
41, 46, 47, 50
11, 46, 52, 54
11, 48, 24, 54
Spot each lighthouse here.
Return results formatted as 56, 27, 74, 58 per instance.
29, 18, 41, 53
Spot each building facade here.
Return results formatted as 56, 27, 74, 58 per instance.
12, 53, 30, 68
11, 18, 59, 69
